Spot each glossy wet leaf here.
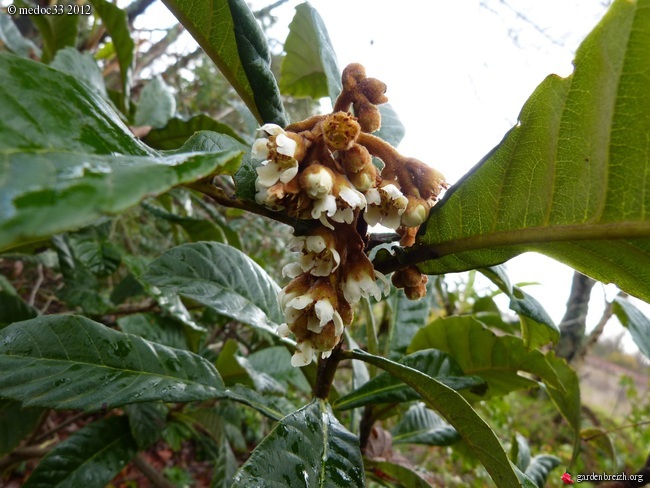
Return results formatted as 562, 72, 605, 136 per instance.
117, 313, 189, 350
232, 399, 365, 487
23, 416, 137, 488
134, 75, 176, 128
143, 242, 283, 333
0, 399, 43, 457
376, 0, 650, 302
345, 349, 521, 487
334, 349, 485, 410
143, 114, 246, 150
612, 297, 650, 359
163, 0, 286, 126
391, 402, 459, 447
0, 315, 225, 410
0, 55, 243, 251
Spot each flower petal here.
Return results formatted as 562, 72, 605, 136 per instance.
259, 123, 284, 136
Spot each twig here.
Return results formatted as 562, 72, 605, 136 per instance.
32, 411, 89, 444
574, 291, 626, 363
0, 446, 50, 471
28, 264, 43, 306
186, 180, 314, 233
133, 454, 177, 488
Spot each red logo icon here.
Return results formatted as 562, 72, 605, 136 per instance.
561, 472, 574, 484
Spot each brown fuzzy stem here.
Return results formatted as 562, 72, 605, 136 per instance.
313, 340, 344, 399
186, 180, 315, 234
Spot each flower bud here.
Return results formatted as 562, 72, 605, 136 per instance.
300, 164, 335, 199
361, 78, 388, 105
339, 144, 373, 174
347, 165, 377, 192
323, 112, 361, 151
355, 103, 381, 133
401, 198, 429, 227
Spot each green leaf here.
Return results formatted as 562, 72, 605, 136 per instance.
387, 288, 432, 359
408, 316, 581, 458
23, 416, 137, 488
480, 266, 559, 348
278, 2, 405, 147
581, 427, 616, 462
377, 0, 650, 302
143, 242, 283, 333
0, 54, 243, 251
134, 76, 176, 128
0, 53, 146, 154
141, 200, 228, 243
345, 349, 521, 487
510, 433, 531, 472
0, 12, 41, 58
364, 459, 433, 488
88, 0, 135, 106
524, 455, 561, 488
117, 313, 189, 350
391, 402, 459, 447
0, 315, 225, 410
612, 297, 650, 359
0, 399, 43, 457
51, 234, 112, 315
125, 402, 168, 451
248, 346, 311, 392
172, 131, 247, 177
224, 384, 294, 421
375, 104, 406, 148
162, 0, 287, 126
334, 349, 485, 410
280, 2, 339, 102
232, 399, 366, 487
143, 114, 246, 150
50, 47, 108, 98
28, 7, 79, 63
0, 280, 38, 328
216, 338, 254, 387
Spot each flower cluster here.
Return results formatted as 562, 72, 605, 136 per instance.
252, 63, 447, 366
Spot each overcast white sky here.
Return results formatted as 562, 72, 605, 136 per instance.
142, 0, 645, 351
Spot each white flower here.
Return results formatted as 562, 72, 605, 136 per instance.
364, 184, 408, 229
289, 233, 340, 277
285, 295, 343, 335
252, 124, 299, 187
301, 164, 334, 199
342, 259, 390, 305
255, 180, 285, 210
291, 339, 317, 367
311, 194, 338, 229
311, 179, 366, 229
331, 185, 367, 224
